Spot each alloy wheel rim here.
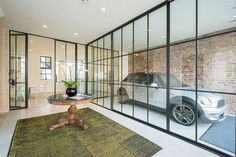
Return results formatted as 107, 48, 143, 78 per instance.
173, 104, 195, 125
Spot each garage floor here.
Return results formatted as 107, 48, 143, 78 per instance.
104, 96, 235, 156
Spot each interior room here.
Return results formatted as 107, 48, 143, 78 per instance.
0, 0, 235, 157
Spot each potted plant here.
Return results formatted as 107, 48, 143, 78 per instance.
62, 80, 79, 97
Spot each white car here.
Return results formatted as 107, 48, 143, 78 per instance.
117, 72, 227, 126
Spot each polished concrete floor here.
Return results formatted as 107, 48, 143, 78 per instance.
0, 94, 228, 157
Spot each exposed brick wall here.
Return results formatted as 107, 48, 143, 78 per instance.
130, 32, 236, 114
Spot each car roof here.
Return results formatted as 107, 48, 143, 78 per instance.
131, 72, 166, 75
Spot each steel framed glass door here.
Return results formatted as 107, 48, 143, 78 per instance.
9, 31, 28, 109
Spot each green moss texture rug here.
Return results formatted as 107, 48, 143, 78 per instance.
8, 108, 162, 157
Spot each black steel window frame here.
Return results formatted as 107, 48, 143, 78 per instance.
40, 56, 52, 80
85, 0, 235, 157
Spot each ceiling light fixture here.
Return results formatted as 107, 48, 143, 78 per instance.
101, 7, 106, 12
30, 40, 34, 43
74, 33, 78, 36
81, 0, 88, 3
233, 15, 236, 18
43, 25, 47, 28
61, 45, 65, 48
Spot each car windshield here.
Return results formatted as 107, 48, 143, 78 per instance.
159, 74, 189, 87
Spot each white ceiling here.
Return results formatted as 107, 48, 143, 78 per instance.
0, 0, 165, 44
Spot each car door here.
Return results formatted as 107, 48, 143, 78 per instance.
133, 73, 148, 104
149, 74, 166, 109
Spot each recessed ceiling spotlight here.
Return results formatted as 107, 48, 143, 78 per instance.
74, 33, 78, 36
148, 29, 151, 32
43, 25, 47, 28
233, 15, 236, 18
81, 0, 88, 3
30, 40, 34, 43
101, 7, 106, 12
61, 45, 65, 48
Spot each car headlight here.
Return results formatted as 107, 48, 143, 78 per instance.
198, 95, 212, 106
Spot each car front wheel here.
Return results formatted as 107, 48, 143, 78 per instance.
171, 102, 196, 126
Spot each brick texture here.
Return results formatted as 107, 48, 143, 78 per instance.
130, 32, 236, 114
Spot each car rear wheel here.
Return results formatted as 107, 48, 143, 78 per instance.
171, 102, 196, 126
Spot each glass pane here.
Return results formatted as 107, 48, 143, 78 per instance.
122, 54, 133, 85
78, 44, 86, 62
148, 48, 167, 129
198, 0, 235, 36
170, 0, 196, 140
123, 23, 133, 55
104, 35, 111, 50
56, 41, 66, 93
28, 35, 54, 95
134, 16, 147, 52
170, 0, 196, 43
45, 62, 50, 69
149, 6, 166, 48
16, 84, 26, 107
113, 84, 122, 112
46, 57, 50, 62
113, 29, 121, 57
114, 57, 121, 84
121, 85, 133, 116
41, 57, 45, 62
103, 83, 111, 109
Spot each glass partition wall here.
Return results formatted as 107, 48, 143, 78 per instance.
86, 0, 236, 156
9, 31, 86, 109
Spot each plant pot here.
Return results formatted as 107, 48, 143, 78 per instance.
66, 88, 77, 97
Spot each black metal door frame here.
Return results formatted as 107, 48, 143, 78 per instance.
9, 31, 28, 110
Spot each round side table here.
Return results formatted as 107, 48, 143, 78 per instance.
47, 94, 93, 131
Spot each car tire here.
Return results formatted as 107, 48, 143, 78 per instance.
117, 87, 129, 103
171, 102, 196, 126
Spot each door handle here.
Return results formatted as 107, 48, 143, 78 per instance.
9, 79, 16, 86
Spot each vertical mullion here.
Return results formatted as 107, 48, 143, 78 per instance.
15, 35, 17, 108
85, 45, 88, 94
195, 0, 198, 142
92, 47, 95, 98
25, 34, 28, 108
132, 22, 134, 117
111, 33, 114, 110
9, 31, 11, 109
65, 43, 67, 81
103, 39, 105, 107
121, 28, 123, 113
166, 1, 170, 131
147, 14, 150, 123
96, 42, 98, 104
75, 44, 78, 81
54, 40, 56, 95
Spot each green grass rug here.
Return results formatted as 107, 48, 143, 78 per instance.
8, 108, 162, 157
